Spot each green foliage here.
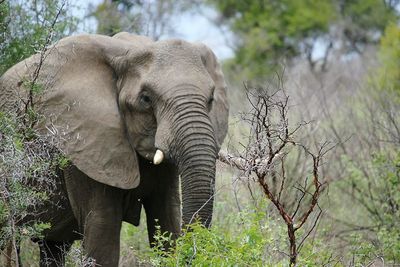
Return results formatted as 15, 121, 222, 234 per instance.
296, 237, 340, 267
341, 0, 397, 44
147, 206, 348, 266
149, 210, 274, 266
0, 111, 60, 248
377, 227, 400, 262
340, 152, 400, 264
0, 2, 76, 257
90, 0, 132, 36
372, 153, 400, 262
211, 0, 335, 79
348, 225, 400, 265
208, 0, 399, 79
22, 79, 45, 96
376, 23, 400, 94
22, 222, 52, 239
89, 0, 189, 39
0, 0, 78, 75
57, 155, 71, 169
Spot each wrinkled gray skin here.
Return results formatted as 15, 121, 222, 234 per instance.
0, 33, 228, 266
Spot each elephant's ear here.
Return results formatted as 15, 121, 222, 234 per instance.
35, 35, 144, 189
195, 43, 229, 150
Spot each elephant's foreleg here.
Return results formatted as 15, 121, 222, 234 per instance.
38, 240, 72, 267
82, 209, 122, 266
64, 165, 123, 267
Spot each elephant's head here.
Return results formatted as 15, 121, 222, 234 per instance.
36, 33, 228, 227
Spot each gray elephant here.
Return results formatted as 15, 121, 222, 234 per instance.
0, 32, 228, 266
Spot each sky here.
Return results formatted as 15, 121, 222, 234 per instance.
70, 0, 234, 59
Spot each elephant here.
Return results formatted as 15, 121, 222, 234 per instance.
0, 32, 228, 266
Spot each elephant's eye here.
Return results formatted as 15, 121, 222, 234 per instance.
207, 87, 215, 111
139, 94, 152, 108
207, 96, 214, 111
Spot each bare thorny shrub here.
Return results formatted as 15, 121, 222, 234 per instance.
219, 76, 335, 266
0, 2, 93, 266
0, 14, 60, 267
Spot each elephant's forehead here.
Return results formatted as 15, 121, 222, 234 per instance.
143, 40, 215, 92
152, 40, 201, 66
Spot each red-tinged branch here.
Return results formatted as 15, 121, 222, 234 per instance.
218, 86, 333, 266
218, 149, 324, 267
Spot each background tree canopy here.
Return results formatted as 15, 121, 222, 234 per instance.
207, 0, 399, 78
88, 0, 191, 39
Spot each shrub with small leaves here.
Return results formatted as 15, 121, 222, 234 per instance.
342, 152, 400, 264
149, 209, 275, 266
0, 1, 77, 264
0, 110, 65, 248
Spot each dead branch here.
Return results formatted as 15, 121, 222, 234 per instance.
24, 1, 65, 123
218, 84, 334, 266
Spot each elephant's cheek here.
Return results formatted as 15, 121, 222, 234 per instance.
133, 135, 156, 161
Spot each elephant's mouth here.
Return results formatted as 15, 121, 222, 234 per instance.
132, 135, 157, 162
136, 147, 168, 165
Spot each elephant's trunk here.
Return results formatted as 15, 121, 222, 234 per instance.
177, 133, 216, 227
166, 93, 217, 227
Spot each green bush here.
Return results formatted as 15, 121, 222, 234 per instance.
342, 152, 400, 264
149, 209, 274, 266
377, 23, 400, 95
0, 2, 77, 263
0, 111, 57, 249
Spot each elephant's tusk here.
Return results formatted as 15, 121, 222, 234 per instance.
153, 149, 164, 165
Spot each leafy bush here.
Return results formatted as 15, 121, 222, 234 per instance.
0, 1, 77, 264
377, 23, 400, 95
149, 209, 275, 266
340, 152, 400, 264
0, 111, 60, 247
0, 0, 77, 75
